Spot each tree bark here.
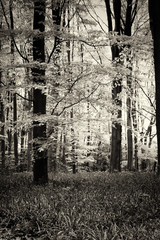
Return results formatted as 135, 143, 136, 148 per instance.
148, 0, 160, 174
32, 0, 48, 184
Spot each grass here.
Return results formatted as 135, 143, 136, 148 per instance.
1, 172, 160, 239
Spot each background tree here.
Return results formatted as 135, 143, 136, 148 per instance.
148, 0, 160, 174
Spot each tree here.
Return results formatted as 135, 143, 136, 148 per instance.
104, 0, 122, 172
104, 0, 148, 171
9, 0, 19, 166
32, 0, 48, 184
0, 9, 5, 168
148, 0, 160, 174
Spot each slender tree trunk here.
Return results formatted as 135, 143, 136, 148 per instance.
149, 0, 160, 174
20, 128, 25, 163
26, 70, 33, 172
6, 85, 12, 163
0, 77, 5, 168
62, 127, 66, 166
13, 93, 18, 165
126, 55, 133, 171
125, 0, 135, 170
132, 87, 138, 170
70, 108, 76, 160
27, 127, 32, 171
32, 0, 48, 184
0, 21, 5, 168
9, 0, 19, 166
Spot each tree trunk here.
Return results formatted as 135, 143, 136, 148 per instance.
0, 80, 5, 168
0, 22, 5, 168
132, 87, 139, 170
149, 0, 160, 174
26, 71, 33, 172
110, 0, 122, 172
126, 57, 133, 171
32, 0, 48, 184
13, 93, 18, 166
125, 0, 134, 170
10, 0, 19, 166
48, 0, 62, 172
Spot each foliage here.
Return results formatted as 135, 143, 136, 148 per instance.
1, 172, 160, 239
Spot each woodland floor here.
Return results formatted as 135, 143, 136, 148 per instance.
0, 172, 160, 240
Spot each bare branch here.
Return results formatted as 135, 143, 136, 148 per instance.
16, 93, 33, 102
135, 78, 156, 111
82, 0, 107, 34
142, 107, 155, 117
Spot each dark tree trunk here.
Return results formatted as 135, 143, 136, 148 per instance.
32, 0, 48, 184
104, 0, 112, 31
110, 43, 122, 172
110, 0, 122, 172
149, 0, 160, 174
48, 1, 63, 172
105, 0, 139, 172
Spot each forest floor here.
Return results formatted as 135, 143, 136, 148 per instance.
0, 172, 160, 240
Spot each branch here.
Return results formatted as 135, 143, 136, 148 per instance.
135, 78, 156, 111
65, 0, 81, 28
79, 39, 108, 48
76, 11, 105, 64
57, 84, 100, 116
83, 44, 103, 65
131, 0, 138, 24
47, 37, 62, 64
0, 79, 33, 101
16, 93, 33, 102
133, 18, 149, 36
134, 109, 151, 121
82, 0, 107, 34
0, 80, 5, 86
51, 71, 92, 115
142, 107, 155, 117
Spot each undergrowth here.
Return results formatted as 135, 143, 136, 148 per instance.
0, 172, 160, 239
